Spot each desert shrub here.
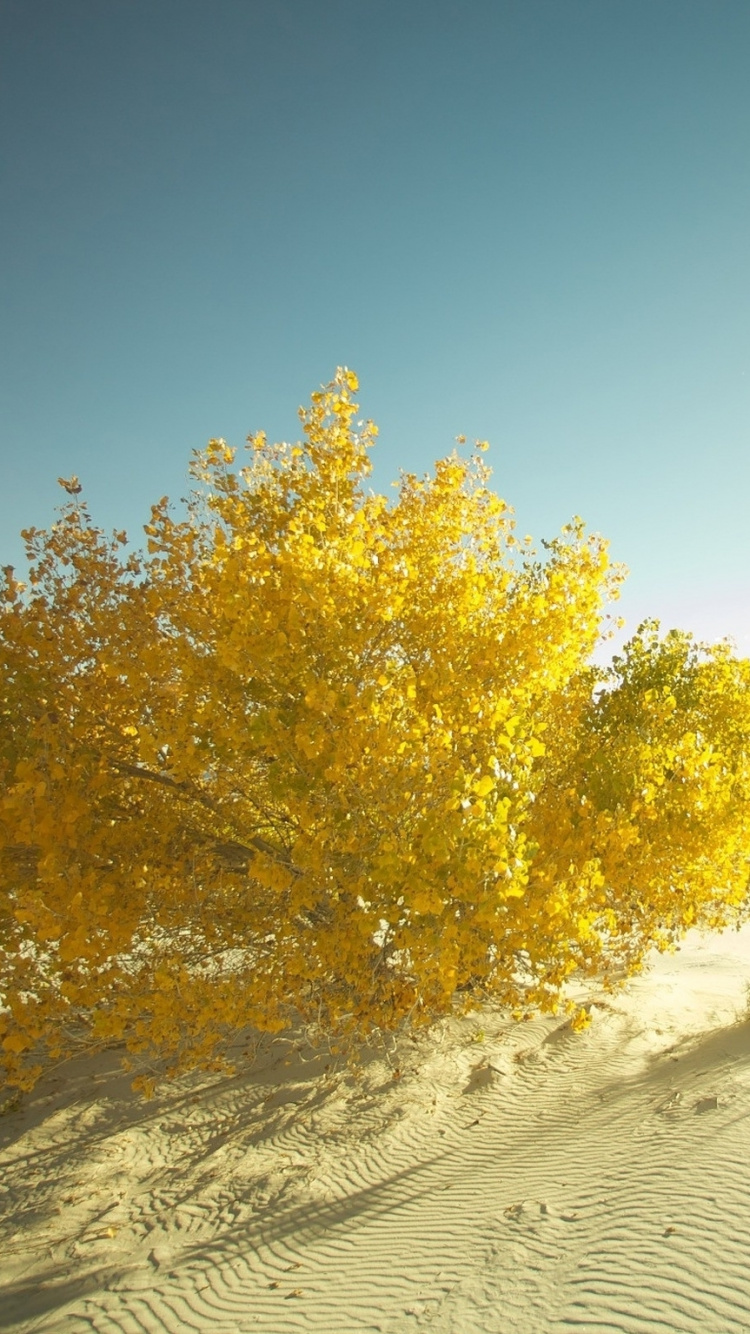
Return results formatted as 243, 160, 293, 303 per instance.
2, 370, 748, 1092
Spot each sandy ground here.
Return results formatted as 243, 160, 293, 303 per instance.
3, 926, 750, 1334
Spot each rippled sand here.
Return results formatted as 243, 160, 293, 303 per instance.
4, 924, 750, 1333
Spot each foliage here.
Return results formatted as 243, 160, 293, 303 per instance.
2, 370, 749, 1092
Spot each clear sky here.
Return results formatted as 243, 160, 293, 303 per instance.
2, 0, 749, 656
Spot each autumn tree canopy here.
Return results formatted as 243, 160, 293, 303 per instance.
2, 370, 749, 1093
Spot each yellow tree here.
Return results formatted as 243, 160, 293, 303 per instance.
524, 623, 750, 997
1, 370, 748, 1093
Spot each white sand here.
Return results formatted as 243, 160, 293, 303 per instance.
4, 924, 750, 1333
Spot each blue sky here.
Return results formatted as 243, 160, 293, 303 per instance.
2, 0, 749, 654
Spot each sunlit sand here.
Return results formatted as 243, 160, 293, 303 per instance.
4, 924, 750, 1332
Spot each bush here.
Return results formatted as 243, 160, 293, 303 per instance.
2, 370, 749, 1092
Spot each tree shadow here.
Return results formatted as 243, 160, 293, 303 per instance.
0, 1021, 424, 1287
0, 1266, 120, 1330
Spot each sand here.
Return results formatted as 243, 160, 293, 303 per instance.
3, 924, 750, 1333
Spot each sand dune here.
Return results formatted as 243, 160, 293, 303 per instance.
3, 925, 750, 1333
